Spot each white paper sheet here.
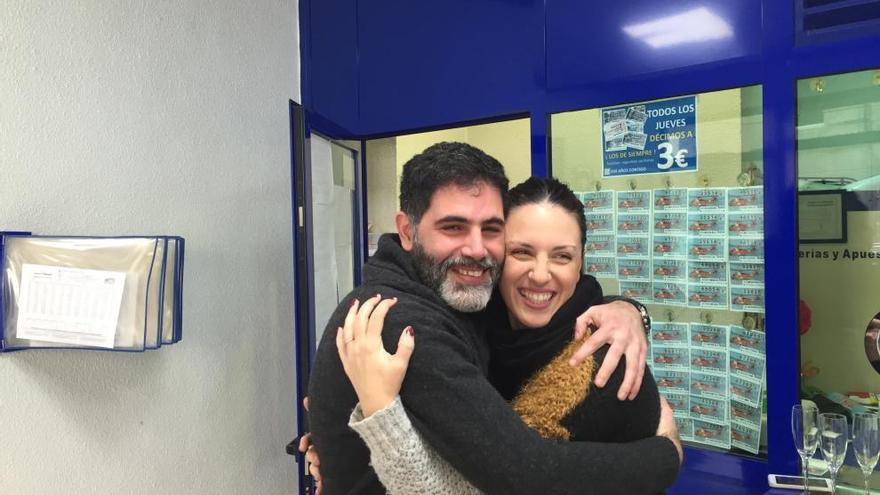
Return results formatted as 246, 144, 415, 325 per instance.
311, 135, 340, 344
16, 264, 126, 348
333, 184, 355, 299
798, 193, 843, 241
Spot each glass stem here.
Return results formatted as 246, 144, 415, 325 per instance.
801, 455, 810, 494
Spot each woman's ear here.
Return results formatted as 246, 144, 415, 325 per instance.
396, 212, 415, 251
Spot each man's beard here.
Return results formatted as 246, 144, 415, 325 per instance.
410, 236, 501, 312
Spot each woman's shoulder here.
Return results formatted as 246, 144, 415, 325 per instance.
581, 273, 602, 290
575, 274, 604, 303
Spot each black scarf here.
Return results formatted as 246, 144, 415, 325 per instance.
487, 275, 604, 400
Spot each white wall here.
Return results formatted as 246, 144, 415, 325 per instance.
365, 137, 398, 234
1, 2, 300, 494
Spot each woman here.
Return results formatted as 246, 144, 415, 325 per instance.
336, 177, 682, 494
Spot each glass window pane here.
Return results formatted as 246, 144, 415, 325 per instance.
311, 136, 357, 341
552, 86, 767, 458
797, 68, 880, 491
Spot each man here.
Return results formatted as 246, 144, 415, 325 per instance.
307, 142, 680, 494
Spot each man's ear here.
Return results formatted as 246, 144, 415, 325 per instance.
396, 211, 415, 251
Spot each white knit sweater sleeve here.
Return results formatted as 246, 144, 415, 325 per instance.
349, 396, 483, 495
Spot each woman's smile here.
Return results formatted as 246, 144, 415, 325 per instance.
517, 288, 556, 307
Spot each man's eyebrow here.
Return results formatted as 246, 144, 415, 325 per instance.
434, 216, 505, 226
434, 215, 468, 224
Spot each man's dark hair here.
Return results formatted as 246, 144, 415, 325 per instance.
399, 142, 510, 224
508, 176, 586, 251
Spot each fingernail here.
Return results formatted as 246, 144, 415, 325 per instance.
350, 299, 358, 307
374, 293, 382, 299
405, 326, 413, 336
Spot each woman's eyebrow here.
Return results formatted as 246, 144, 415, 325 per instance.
506, 242, 578, 250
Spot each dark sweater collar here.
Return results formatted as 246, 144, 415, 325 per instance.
365, 234, 421, 284
488, 275, 602, 400
366, 233, 485, 330
364, 234, 445, 302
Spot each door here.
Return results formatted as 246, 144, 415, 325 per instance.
288, 101, 364, 494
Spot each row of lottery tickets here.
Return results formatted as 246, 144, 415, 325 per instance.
578, 187, 765, 312
646, 322, 766, 454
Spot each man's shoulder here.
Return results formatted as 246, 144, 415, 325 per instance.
385, 292, 460, 323
336, 282, 473, 332
312, 287, 473, 360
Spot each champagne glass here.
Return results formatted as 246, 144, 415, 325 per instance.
853, 412, 880, 495
819, 412, 850, 494
792, 404, 820, 494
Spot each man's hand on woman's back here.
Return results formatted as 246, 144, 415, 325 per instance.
570, 300, 648, 400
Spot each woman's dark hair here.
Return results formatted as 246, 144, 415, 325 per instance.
508, 176, 586, 251
399, 142, 510, 224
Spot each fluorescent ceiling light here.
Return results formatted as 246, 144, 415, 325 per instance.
623, 7, 733, 48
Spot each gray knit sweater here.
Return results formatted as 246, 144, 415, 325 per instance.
350, 397, 481, 495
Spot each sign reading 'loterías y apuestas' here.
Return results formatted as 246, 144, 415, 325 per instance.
601, 95, 698, 177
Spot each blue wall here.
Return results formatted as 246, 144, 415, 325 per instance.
356, 0, 544, 135
300, 0, 359, 134
302, 0, 770, 137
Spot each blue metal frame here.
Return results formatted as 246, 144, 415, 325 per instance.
299, 1, 880, 491
761, 0, 802, 482
173, 236, 185, 343
353, 143, 365, 285
289, 101, 310, 495
301, 112, 317, 393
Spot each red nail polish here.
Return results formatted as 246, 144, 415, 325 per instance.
350, 299, 358, 307
405, 326, 414, 336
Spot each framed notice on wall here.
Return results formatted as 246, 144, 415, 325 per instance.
601, 95, 698, 177
798, 190, 846, 243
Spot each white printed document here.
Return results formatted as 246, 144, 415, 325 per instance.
16, 264, 126, 348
